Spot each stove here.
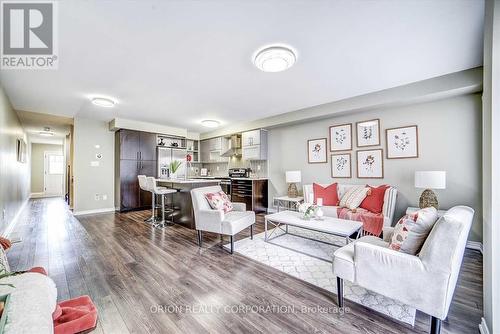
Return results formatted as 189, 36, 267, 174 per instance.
229, 168, 250, 178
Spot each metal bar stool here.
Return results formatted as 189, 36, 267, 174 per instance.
146, 177, 177, 228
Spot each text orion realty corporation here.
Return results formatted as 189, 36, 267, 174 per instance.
1, 1, 58, 69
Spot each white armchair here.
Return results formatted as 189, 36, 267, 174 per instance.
333, 206, 474, 334
191, 186, 255, 253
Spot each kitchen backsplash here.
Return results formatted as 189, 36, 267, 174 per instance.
187, 158, 268, 178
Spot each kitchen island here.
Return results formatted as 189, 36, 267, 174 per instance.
156, 178, 221, 229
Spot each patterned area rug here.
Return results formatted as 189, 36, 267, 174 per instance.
225, 226, 416, 325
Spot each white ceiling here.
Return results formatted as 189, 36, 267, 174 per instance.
0, 0, 484, 133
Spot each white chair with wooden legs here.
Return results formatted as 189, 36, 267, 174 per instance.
146, 177, 177, 228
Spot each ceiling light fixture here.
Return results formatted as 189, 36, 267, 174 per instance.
253, 45, 297, 72
39, 127, 54, 136
91, 97, 116, 107
201, 120, 220, 128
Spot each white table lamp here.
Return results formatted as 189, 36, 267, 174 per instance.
286, 170, 301, 198
415, 171, 446, 209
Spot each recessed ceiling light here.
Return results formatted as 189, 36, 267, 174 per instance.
91, 97, 116, 107
201, 120, 220, 128
254, 45, 297, 72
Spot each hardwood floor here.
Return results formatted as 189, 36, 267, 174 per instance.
7, 198, 482, 333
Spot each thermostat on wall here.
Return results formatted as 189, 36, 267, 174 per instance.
96, 153, 102, 159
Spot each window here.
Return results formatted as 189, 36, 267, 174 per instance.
48, 154, 64, 175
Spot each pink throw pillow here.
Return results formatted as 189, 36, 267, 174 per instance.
204, 191, 233, 213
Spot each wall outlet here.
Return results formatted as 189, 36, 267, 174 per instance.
94, 194, 100, 201
216, 165, 220, 171
102, 194, 107, 201
257, 164, 261, 171
2, 209, 5, 221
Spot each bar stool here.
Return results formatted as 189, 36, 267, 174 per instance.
138, 175, 155, 223
146, 177, 177, 228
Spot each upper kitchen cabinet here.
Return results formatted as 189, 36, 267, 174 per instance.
200, 137, 228, 162
139, 131, 157, 161
119, 129, 140, 160
242, 129, 267, 160
119, 129, 157, 161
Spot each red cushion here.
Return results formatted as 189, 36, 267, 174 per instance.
27, 267, 47, 276
360, 185, 389, 214
54, 295, 98, 334
313, 183, 339, 206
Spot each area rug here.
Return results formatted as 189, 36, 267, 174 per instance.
224, 226, 416, 325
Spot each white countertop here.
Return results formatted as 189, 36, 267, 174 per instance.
156, 178, 221, 184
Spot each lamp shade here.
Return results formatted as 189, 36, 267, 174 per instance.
285, 170, 301, 183
415, 171, 446, 189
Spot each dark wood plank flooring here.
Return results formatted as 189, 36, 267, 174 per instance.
6, 198, 483, 333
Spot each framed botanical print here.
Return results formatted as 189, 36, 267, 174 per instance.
329, 123, 352, 151
357, 149, 384, 178
356, 119, 380, 147
386, 125, 419, 159
331, 153, 351, 178
307, 138, 327, 163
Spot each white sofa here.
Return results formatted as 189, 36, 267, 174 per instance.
191, 185, 256, 253
333, 206, 474, 334
303, 183, 398, 228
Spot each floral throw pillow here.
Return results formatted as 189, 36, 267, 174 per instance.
204, 191, 233, 213
389, 207, 438, 254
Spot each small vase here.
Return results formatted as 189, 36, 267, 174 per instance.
315, 207, 324, 220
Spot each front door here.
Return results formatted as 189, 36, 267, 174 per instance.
44, 152, 64, 196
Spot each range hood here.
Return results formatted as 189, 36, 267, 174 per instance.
221, 134, 242, 157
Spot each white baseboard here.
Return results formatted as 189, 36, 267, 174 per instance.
73, 207, 116, 216
466, 241, 483, 254
3, 198, 28, 237
30, 192, 62, 199
479, 317, 490, 334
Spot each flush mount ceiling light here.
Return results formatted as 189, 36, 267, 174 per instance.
39, 127, 54, 137
91, 97, 116, 107
201, 120, 220, 128
253, 45, 297, 72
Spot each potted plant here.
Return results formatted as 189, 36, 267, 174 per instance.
169, 160, 182, 179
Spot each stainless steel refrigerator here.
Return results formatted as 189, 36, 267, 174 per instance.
157, 146, 187, 179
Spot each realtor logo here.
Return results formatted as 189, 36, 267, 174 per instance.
1, 1, 58, 69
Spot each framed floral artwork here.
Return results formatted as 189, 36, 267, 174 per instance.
307, 138, 327, 163
329, 123, 352, 151
357, 149, 383, 178
356, 119, 380, 147
331, 153, 351, 178
386, 125, 419, 159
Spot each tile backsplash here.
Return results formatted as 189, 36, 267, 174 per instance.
187, 158, 268, 177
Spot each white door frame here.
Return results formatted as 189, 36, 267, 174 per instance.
43, 150, 64, 197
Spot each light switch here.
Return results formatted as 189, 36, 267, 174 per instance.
90, 161, 99, 167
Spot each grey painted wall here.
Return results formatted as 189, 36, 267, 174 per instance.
30, 143, 63, 193
73, 117, 115, 213
268, 93, 482, 242
0, 85, 29, 234
482, 0, 499, 332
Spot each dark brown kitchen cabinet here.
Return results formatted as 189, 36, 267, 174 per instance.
116, 129, 158, 211
120, 129, 140, 160
231, 179, 268, 214
139, 132, 157, 161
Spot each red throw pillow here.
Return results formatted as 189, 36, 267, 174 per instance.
313, 183, 339, 206
360, 185, 389, 214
